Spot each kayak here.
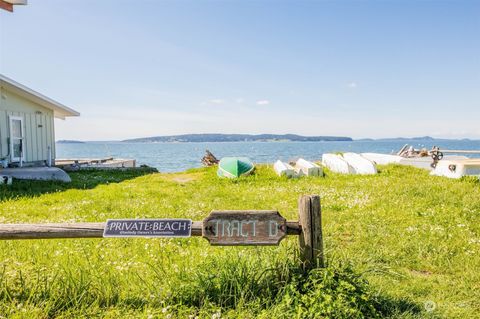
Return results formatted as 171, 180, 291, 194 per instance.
322, 153, 355, 174
217, 157, 255, 178
273, 160, 295, 178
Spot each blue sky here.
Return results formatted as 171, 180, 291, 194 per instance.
1, 0, 479, 140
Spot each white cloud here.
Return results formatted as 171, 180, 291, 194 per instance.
235, 98, 244, 104
209, 99, 225, 104
347, 82, 357, 89
256, 100, 270, 105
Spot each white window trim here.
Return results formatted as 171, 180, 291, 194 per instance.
9, 115, 26, 163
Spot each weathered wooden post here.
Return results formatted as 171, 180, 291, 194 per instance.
298, 195, 324, 270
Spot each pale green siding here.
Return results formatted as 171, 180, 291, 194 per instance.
0, 87, 56, 164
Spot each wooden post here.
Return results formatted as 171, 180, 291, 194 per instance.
298, 195, 324, 270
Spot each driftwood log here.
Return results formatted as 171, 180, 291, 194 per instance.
201, 150, 219, 166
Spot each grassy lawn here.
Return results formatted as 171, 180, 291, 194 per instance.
0, 165, 479, 318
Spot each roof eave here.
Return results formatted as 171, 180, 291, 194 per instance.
0, 74, 80, 118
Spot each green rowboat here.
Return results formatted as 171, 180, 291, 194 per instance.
217, 157, 255, 178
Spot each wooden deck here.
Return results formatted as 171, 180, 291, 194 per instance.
55, 158, 136, 170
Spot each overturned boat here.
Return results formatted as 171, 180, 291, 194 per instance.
0, 167, 71, 182
322, 153, 355, 174
295, 158, 323, 177
361, 153, 402, 165
217, 157, 255, 178
273, 160, 296, 178
342, 153, 377, 175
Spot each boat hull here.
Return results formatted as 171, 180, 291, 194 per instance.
342, 153, 377, 175
361, 153, 402, 165
295, 158, 323, 176
273, 160, 295, 177
431, 159, 480, 179
322, 154, 355, 174
399, 155, 468, 171
217, 157, 255, 178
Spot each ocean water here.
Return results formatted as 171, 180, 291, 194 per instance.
56, 140, 480, 172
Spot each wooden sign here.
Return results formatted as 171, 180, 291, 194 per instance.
202, 210, 287, 246
103, 219, 192, 238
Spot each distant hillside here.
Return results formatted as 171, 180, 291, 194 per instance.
357, 136, 435, 141
375, 136, 435, 141
123, 134, 353, 143
57, 140, 85, 144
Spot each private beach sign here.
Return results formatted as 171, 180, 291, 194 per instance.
103, 219, 192, 237
103, 211, 288, 246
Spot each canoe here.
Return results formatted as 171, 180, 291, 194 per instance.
217, 157, 255, 178
273, 160, 295, 178
342, 153, 377, 175
322, 153, 355, 174
430, 159, 480, 179
295, 158, 323, 176
361, 153, 402, 165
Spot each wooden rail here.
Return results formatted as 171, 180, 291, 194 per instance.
0, 195, 323, 270
0, 221, 301, 240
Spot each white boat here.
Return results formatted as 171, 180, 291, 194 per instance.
294, 167, 306, 177
1, 167, 71, 182
322, 153, 355, 174
399, 155, 468, 171
430, 159, 480, 179
342, 153, 377, 175
273, 160, 295, 178
295, 158, 323, 176
361, 153, 402, 165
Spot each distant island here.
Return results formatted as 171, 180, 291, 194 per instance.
376, 136, 435, 141
357, 136, 436, 141
123, 134, 353, 143
57, 140, 85, 144
56, 135, 477, 144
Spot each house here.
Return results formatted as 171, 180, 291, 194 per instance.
0, 74, 79, 167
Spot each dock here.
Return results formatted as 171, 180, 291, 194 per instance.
55, 158, 136, 170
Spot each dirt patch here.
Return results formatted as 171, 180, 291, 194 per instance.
171, 176, 196, 183
162, 173, 201, 184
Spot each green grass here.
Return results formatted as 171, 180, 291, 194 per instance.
0, 165, 479, 318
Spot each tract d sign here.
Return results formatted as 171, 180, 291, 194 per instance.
202, 211, 287, 246
103, 219, 192, 238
